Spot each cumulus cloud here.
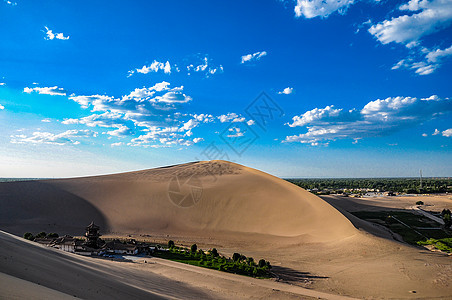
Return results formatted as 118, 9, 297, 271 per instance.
442, 128, 452, 137
294, 0, 355, 18
128, 60, 171, 77
0, 82, 5, 86
433, 128, 441, 135
0, 104, 4, 110
369, 0, 452, 46
23, 86, 66, 96
187, 56, 223, 77
64, 82, 203, 147
44, 26, 69, 40
278, 87, 294, 95
68, 82, 191, 116
285, 95, 452, 145
218, 113, 246, 123
241, 51, 267, 64
10, 129, 96, 145
368, 0, 452, 75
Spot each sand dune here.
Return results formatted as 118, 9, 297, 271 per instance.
0, 160, 356, 241
1, 160, 452, 299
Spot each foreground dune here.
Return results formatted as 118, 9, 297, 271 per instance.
1, 160, 452, 299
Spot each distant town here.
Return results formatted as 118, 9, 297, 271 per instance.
286, 177, 452, 196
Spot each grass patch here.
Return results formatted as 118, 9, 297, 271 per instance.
417, 238, 452, 253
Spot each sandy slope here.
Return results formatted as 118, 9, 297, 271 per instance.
0, 230, 350, 300
1, 160, 452, 299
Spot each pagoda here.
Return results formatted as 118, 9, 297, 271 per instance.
85, 221, 101, 248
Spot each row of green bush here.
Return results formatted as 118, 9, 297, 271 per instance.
157, 241, 271, 278
23, 231, 59, 240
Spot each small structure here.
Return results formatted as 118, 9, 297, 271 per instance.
85, 221, 101, 248
103, 239, 138, 255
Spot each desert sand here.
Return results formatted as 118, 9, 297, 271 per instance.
1, 160, 451, 299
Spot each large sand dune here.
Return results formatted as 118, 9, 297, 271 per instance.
0, 160, 356, 241
1, 160, 452, 299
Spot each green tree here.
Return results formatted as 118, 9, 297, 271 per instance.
47, 233, 59, 238
211, 248, 219, 257
232, 252, 241, 262
258, 259, 266, 268
23, 232, 34, 240
168, 240, 175, 249
36, 231, 47, 238
443, 210, 452, 228
191, 243, 197, 253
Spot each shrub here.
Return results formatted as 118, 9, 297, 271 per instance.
23, 232, 34, 240
443, 211, 452, 228
266, 261, 272, 269
36, 231, 47, 238
191, 243, 197, 253
168, 240, 175, 249
232, 252, 241, 262
258, 259, 266, 268
211, 248, 219, 257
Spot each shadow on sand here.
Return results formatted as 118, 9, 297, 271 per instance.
271, 265, 328, 284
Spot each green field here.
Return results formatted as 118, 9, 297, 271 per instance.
351, 211, 452, 248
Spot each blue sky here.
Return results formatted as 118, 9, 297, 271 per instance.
0, 0, 451, 178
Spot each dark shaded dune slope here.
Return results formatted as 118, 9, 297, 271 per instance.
0, 181, 108, 236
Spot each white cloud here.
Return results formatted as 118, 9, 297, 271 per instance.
285, 95, 452, 144
193, 137, 204, 143
278, 87, 294, 95
24, 86, 66, 96
44, 26, 69, 40
187, 56, 223, 77
287, 105, 344, 127
369, 0, 452, 46
294, 0, 355, 19
105, 125, 133, 137
10, 129, 96, 145
247, 119, 255, 126
442, 128, 452, 137
433, 128, 441, 135
0, 82, 5, 86
241, 51, 267, 64
391, 44, 452, 75
227, 127, 245, 138
111, 142, 124, 147
422, 133, 428, 137
41, 118, 51, 123
3, 0, 17, 6
128, 60, 172, 77
0, 104, 4, 110
218, 113, 246, 123
64, 82, 201, 147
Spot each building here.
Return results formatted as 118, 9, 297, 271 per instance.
103, 239, 138, 255
85, 221, 101, 248
33, 222, 153, 256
